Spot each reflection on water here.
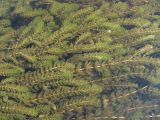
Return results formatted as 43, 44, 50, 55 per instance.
0, 0, 160, 120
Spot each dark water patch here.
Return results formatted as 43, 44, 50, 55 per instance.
144, 64, 155, 72
11, 15, 33, 29
23, 43, 37, 49
155, 84, 160, 89
121, 24, 136, 30
129, 77, 149, 87
24, 67, 36, 73
137, 92, 154, 102
150, 52, 160, 58
124, 13, 133, 18
30, 1, 51, 9
9, 6, 15, 14
154, 11, 160, 16
62, 53, 74, 61
0, 76, 7, 82
53, 15, 62, 28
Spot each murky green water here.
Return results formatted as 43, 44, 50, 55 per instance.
0, 0, 160, 120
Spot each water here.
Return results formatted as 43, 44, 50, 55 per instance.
0, 0, 160, 120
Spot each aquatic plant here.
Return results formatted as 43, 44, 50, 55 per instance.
0, 0, 160, 119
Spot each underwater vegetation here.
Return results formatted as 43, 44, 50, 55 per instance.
1, 0, 160, 119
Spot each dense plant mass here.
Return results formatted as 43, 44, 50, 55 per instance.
0, 0, 160, 119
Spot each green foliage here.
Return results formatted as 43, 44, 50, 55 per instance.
49, 1, 79, 19
0, 0, 160, 120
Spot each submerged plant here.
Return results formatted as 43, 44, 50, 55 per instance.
0, 0, 160, 119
